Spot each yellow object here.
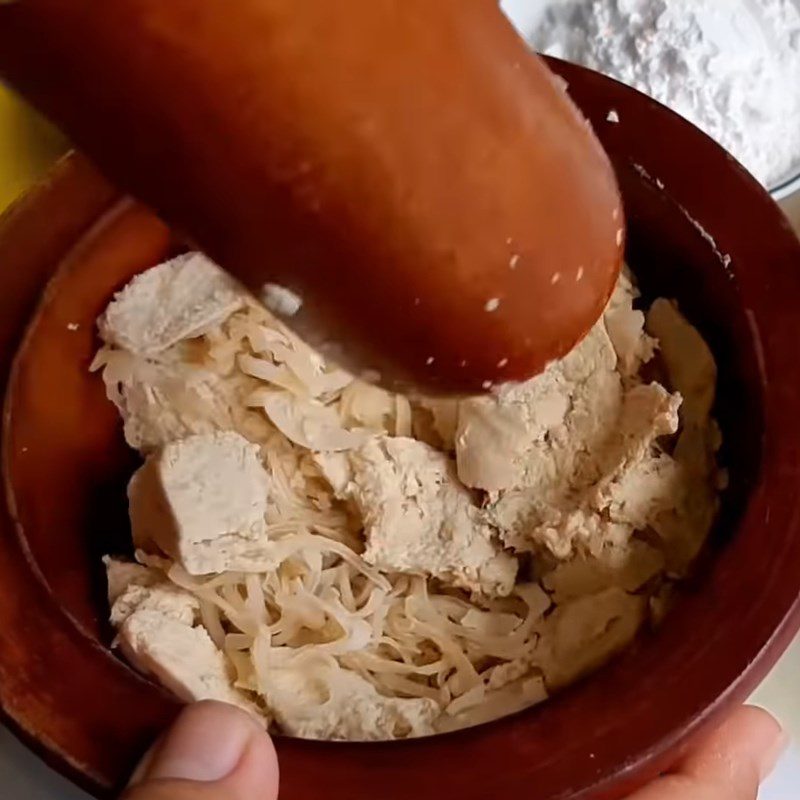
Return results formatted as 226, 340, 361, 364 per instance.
0, 86, 67, 211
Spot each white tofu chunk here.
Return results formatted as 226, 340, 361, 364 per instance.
264, 662, 438, 740
104, 555, 157, 604
541, 540, 665, 604
105, 557, 199, 627
646, 298, 716, 424
111, 582, 199, 627
315, 436, 517, 597
119, 609, 257, 715
99, 252, 245, 356
604, 270, 657, 377
111, 581, 199, 628
129, 431, 276, 574
537, 588, 645, 689
456, 320, 620, 495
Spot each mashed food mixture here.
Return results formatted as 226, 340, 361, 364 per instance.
95, 253, 721, 739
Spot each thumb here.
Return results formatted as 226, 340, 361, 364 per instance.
628, 705, 789, 800
122, 701, 279, 800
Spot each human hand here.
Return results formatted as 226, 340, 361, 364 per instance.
626, 705, 787, 800
122, 702, 279, 800
122, 702, 786, 800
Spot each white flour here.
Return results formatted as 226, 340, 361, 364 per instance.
505, 0, 800, 190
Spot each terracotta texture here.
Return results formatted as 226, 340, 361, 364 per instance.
0, 0, 622, 394
1, 62, 800, 800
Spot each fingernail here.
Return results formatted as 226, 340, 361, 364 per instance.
138, 701, 261, 784
759, 730, 791, 782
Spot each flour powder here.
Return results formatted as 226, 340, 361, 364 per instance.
516, 0, 800, 190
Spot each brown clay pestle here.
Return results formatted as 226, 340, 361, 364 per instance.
0, 0, 623, 393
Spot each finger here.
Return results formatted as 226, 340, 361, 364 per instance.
628, 706, 788, 800
123, 701, 279, 800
